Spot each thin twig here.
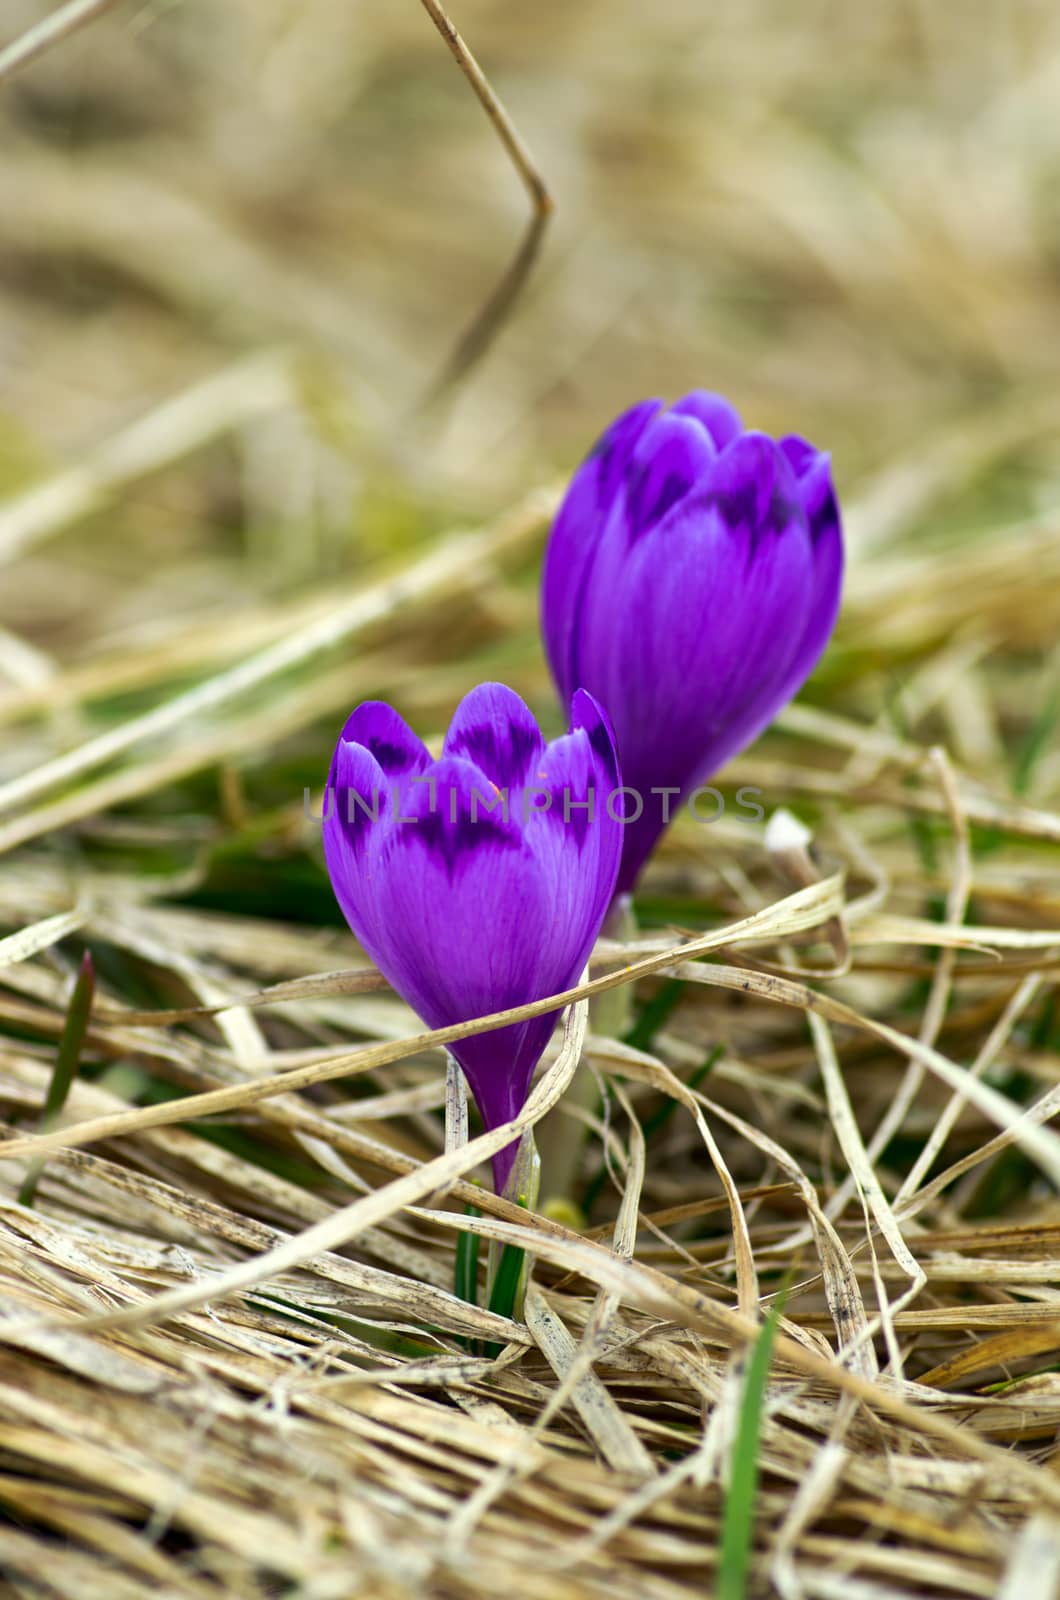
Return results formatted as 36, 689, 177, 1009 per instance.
0, 0, 128, 88
417, 0, 553, 400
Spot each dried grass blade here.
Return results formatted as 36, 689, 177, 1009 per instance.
0, 910, 86, 967
523, 1281, 654, 1476
28, 996, 588, 1336
0, 878, 845, 1165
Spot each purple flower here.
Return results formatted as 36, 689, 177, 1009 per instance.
542, 390, 843, 894
322, 683, 622, 1191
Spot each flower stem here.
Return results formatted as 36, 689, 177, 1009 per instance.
485, 1129, 538, 1330
539, 896, 638, 1210
447, 1056, 539, 1331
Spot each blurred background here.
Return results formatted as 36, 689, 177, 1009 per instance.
1, 0, 1059, 878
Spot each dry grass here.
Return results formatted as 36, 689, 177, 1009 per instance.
2, 2, 1060, 1597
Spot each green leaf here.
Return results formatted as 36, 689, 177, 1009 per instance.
718, 1288, 787, 1600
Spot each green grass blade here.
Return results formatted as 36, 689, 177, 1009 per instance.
19, 950, 95, 1207
454, 1203, 481, 1308
640, 1045, 722, 1141
717, 1289, 786, 1600
622, 977, 685, 1052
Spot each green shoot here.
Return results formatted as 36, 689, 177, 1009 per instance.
19, 951, 96, 1208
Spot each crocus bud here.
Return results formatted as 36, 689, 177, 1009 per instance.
541, 390, 843, 894
322, 683, 621, 1191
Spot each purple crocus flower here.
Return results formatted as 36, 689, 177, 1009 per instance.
322, 683, 622, 1192
542, 390, 843, 895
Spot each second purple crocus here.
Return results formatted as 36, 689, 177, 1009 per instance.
541, 390, 844, 895
322, 683, 622, 1193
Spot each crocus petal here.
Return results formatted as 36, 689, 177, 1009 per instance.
777, 435, 844, 699
521, 687, 623, 974
326, 702, 435, 868
541, 399, 661, 704
364, 755, 554, 1189
586, 398, 666, 513
671, 389, 745, 450
443, 682, 545, 788
627, 438, 813, 742
334, 701, 431, 778
624, 412, 719, 538
322, 687, 622, 1197
378, 755, 535, 1008
703, 430, 804, 550
543, 397, 843, 896
608, 487, 816, 888
322, 736, 392, 950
